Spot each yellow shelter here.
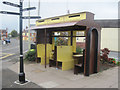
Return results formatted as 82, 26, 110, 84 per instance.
30, 11, 101, 76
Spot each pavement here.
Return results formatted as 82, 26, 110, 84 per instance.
2, 69, 41, 89
8, 61, 119, 89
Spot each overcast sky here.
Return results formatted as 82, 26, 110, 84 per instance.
0, 0, 119, 33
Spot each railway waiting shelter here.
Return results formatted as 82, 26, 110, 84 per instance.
30, 12, 101, 76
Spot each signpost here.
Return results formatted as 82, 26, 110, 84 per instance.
0, 11, 20, 15
3, 1, 21, 7
22, 16, 41, 19
22, 7, 36, 11
0, 0, 41, 84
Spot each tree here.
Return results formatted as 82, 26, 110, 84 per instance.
11, 30, 18, 37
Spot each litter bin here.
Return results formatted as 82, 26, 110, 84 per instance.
31, 43, 36, 49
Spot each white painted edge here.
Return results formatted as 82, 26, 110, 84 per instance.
14, 79, 30, 86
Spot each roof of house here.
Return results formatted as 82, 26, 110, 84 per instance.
95, 19, 119, 28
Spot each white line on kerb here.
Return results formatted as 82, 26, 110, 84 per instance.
23, 50, 28, 54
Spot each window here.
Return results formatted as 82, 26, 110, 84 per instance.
69, 14, 80, 18
54, 32, 68, 46
51, 18, 59, 20
38, 20, 44, 23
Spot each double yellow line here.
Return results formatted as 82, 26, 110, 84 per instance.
0, 53, 14, 60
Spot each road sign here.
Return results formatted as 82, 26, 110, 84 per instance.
0, 11, 20, 15
22, 16, 41, 19
3, 1, 20, 8
22, 7, 36, 11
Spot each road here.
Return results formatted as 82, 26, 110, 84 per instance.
0, 38, 29, 70
1, 38, 29, 61
0, 38, 41, 89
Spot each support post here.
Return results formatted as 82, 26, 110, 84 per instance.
45, 29, 47, 68
71, 31, 73, 46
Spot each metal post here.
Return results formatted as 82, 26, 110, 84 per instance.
19, 0, 25, 83
28, 0, 30, 49
45, 29, 47, 68
0, 0, 40, 84
71, 31, 73, 46
38, 0, 40, 16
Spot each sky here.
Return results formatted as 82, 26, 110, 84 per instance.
0, 0, 119, 33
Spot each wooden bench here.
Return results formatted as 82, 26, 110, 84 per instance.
73, 49, 85, 75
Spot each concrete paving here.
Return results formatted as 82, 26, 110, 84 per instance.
9, 62, 119, 88
2, 69, 41, 88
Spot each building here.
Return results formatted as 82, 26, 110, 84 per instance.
95, 19, 119, 52
22, 26, 36, 42
76, 19, 119, 52
0, 28, 8, 40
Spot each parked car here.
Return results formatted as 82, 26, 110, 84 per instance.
4, 38, 11, 44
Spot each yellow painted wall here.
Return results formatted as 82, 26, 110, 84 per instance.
37, 44, 52, 65
68, 31, 71, 46
36, 12, 87, 26
72, 31, 76, 52
101, 28, 119, 51
57, 46, 73, 62
57, 46, 74, 70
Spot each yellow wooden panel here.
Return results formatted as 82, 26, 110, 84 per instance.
65, 13, 86, 22
62, 61, 74, 71
36, 19, 47, 26
37, 44, 52, 64
36, 12, 87, 26
49, 17, 64, 24
72, 31, 76, 52
68, 31, 71, 46
57, 46, 73, 62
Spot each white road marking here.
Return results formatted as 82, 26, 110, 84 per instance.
14, 79, 30, 85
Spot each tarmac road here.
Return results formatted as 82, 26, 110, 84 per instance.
1, 38, 29, 61
1, 38, 29, 69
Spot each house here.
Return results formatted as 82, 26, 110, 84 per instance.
76, 19, 119, 52
22, 26, 36, 42
0, 28, 8, 40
